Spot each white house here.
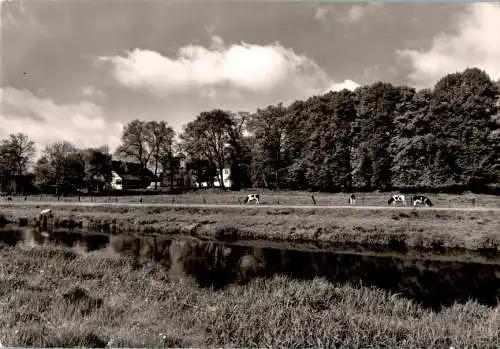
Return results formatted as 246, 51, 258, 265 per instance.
195, 167, 232, 188
213, 168, 232, 188
109, 171, 123, 190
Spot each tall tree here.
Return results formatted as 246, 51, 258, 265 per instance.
146, 121, 175, 189
116, 120, 154, 180
34, 141, 79, 195
248, 103, 288, 189
1, 133, 36, 177
82, 147, 113, 193
354, 82, 399, 189
430, 68, 499, 188
227, 112, 252, 189
389, 88, 430, 187
327, 90, 357, 190
0, 133, 36, 193
180, 109, 233, 190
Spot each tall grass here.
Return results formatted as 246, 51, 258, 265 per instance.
0, 245, 498, 348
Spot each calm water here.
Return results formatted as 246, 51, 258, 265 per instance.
2, 226, 499, 310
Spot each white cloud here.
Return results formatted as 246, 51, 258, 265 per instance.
209, 35, 224, 50
336, 3, 382, 24
345, 5, 365, 23
204, 24, 216, 35
324, 79, 360, 93
397, 3, 500, 88
0, 87, 123, 154
0, 10, 18, 27
80, 85, 106, 99
314, 7, 329, 21
97, 36, 351, 100
1, 0, 40, 28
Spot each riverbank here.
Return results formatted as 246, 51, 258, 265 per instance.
1, 203, 500, 254
0, 245, 498, 348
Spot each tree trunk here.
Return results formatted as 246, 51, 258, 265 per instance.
275, 169, 279, 190
219, 167, 226, 190
154, 156, 158, 189
169, 153, 174, 192
169, 164, 174, 192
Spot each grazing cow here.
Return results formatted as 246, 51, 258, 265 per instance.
388, 195, 406, 206
348, 194, 356, 205
36, 208, 54, 231
412, 195, 433, 207
244, 194, 260, 205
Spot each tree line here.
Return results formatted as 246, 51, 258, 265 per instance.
1, 67, 499, 195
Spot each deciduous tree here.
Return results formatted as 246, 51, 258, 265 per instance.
116, 120, 154, 180
180, 109, 233, 190
146, 121, 175, 189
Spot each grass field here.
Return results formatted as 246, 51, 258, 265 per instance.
1, 192, 499, 347
0, 244, 499, 348
8, 190, 500, 208
2, 192, 500, 253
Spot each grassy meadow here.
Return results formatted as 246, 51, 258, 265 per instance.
10, 189, 500, 208
1, 192, 500, 253
0, 244, 499, 348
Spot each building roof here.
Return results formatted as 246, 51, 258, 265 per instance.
111, 161, 158, 181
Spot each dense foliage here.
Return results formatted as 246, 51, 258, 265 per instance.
1, 67, 499, 194
181, 68, 499, 193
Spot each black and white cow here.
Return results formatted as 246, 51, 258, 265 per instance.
244, 194, 260, 205
348, 194, 356, 205
388, 194, 406, 206
412, 195, 433, 207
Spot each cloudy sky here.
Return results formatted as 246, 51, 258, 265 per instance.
1, 0, 499, 154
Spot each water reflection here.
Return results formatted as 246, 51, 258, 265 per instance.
22, 227, 109, 251
1, 226, 499, 310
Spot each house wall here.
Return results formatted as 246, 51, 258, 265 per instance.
198, 168, 232, 188
110, 171, 123, 190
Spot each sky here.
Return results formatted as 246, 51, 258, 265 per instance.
1, 0, 500, 155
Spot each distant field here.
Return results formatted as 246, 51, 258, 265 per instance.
0, 245, 498, 348
6, 190, 500, 208
2, 194, 500, 253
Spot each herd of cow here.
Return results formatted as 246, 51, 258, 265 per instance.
351, 194, 433, 207
6, 193, 433, 233
243, 193, 434, 207
3, 193, 433, 207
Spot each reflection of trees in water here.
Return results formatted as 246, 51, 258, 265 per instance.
177, 241, 500, 309
81, 234, 109, 251
179, 242, 244, 288
26, 228, 109, 252
110, 235, 172, 268
7, 227, 500, 309
0, 227, 24, 246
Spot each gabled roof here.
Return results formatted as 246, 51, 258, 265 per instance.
111, 161, 158, 181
